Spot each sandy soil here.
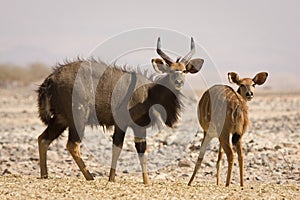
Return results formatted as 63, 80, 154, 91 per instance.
0, 175, 299, 199
0, 86, 299, 199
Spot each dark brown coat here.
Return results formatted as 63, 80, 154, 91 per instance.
37, 37, 204, 184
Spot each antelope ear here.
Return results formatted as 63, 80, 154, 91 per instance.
228, 72, 240, 85
185, 58, 204, 74
253, 72, 268, 85
151, 58, 169, 74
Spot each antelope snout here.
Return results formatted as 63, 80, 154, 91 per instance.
245, 91, 253, 100
175, 79, 184, 89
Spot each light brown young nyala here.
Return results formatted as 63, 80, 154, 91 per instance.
188, 72, 268, 187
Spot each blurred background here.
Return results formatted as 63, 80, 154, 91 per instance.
0, 0, 299, 91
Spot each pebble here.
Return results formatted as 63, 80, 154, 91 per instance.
155, 173, 167, 180
178, 159, 193, 168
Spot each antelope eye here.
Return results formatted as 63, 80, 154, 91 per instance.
252, 84, 256, 88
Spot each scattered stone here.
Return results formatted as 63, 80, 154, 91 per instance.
274, 145, 282, 150
155, 173, 167, 180
29, 157, 39, 161
204, 161, 213, 167
283, 143, 294, 148
178, 159, 192, 168
2, 169, 11, 175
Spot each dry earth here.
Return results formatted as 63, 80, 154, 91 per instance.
0, 86, 299, 199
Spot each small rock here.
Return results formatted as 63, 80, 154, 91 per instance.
181, 174, 190, 177
178, 159, 193, 168
159, 140, 168, 146
2, 168, 11, 175
283, 143, 294, 148
155, 173, 167, 180
263, 146, 272, 151
166, 135, 177, 145
29, 157, 39, 161
204, 161, 213, 167
204, 171, 213, 176
189, 144, 199, 151
274, 145, 281, 150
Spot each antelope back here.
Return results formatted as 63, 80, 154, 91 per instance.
198, 85, 249, 137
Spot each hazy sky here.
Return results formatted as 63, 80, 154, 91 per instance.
0, 0, 299, 90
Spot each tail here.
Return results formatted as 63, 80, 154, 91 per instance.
231, 133, 240, 146
37, 77, 53, 125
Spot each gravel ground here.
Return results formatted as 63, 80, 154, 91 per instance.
0, 86, 299, 199
0, 175, 299, 200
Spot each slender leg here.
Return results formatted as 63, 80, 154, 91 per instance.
201, 132, 207, 145
134, 136, 149, 185
188, 132, 213, 186
109, 126, 126, 182
67, 127, 94, 180
38, 130, 52, 179
38, 117, 66, 179
220, 133, 234, 187
133, 127, 149, 185
216, 145, 224, 185
235, 137, 244, 187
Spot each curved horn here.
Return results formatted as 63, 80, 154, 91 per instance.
156, 37, 174, 66
181, 37, 195, 64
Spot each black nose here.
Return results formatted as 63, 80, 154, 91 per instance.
246, 91, 253, 97
175, 80, 183, 85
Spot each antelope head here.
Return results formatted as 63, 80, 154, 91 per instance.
228, 72, 268, 101
151, 37, 204, 90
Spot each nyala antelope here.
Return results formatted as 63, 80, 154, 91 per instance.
37, 37, 204, 184
188, 72, 268, 187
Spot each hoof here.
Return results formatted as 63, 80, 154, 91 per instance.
40, 175, 48, 179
